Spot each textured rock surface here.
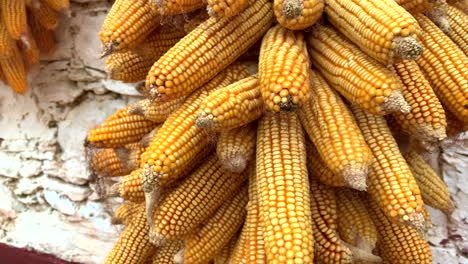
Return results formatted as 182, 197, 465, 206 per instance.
0, 1, 466, 263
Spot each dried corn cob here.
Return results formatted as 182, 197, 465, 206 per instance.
273, 0, 324, 30
86, 106, 158, 148
367, 197, 433, 264
259, 25, 311, 112
450, 0, 468, 13
213, 233, 238, 264
227, 228, 248, 264
404, 150, 454, 214
0, 49, 28, 94
0, 21, 16, 57
128, 97, 185, 123
324, 0, 422, 64
150, 155, 247, 244
116, 169, 146, 203
391, 60, 447, 141
106, 26, 186, 83
196, 75, 263, 131
150, 240, 184, 264
182, 185, 248, 264
445, 107, 468, 137
207, 0, 248, 17
148, 0, 205, 15
90, 148, 128, 177
104, 204, 155, 264
18, 30, 40, 69
28, 10, 56, 54
415, 14, 468, 123
112, 202, 141, 226
29, 1, 59, 30
299, 70, 372, 189
145, 0, 274, 101
394, 0, 438, 13
445, 5, 468, 55
99, 0, 161, 56
1, 0, 27, 39
216, 124, 257, 173
307, 25, 410, 115
256, 112, 314, 263
351, 105, 425, 230
41, 0, 71, 15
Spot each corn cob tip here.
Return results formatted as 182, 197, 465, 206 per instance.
142, 166, 159, 193
60, 7, 72, 17
381, 90, 411, 114
394, 36, 424, 61
101, 42, 118, 58
405, 211, 428, 234
174, 249, 184, 264
442, 199, 455, 215
282, 0, 302, 19
342, 165, 368, 191
426, 4, 451, 34
420, 124, 447, 142
148, 228, 167, 247
195, 112, 214, 129
110, 216, 124, 225
107, 183, 120, 198
221, 153, 247, 173
344, 241, 382, 263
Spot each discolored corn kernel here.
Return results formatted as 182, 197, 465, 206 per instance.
273, 0, 324, 30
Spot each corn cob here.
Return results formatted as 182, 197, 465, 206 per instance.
367, 197, 433, 264
273, 0, 324, 30
445, 107, 468, 137
29, 1, 59, 30
299, 70, 372, 189
139, 63, 248, 194
140, 126, 162, 148
104, 204, 156, 264
0, 21, 16, 57
227, 227, 248, 264
148, 0, 205, 15
404, 150, 454, 214
196, 75, 263, 131
307, 25, 410, 115
450, 0, 468, 13
445, 5, 468, 55
150, 240, 184, 264
112, 202, 141, 226
216, 124, 257, 173
1, 0, 27, 39
150, 155, 247, 244
259, 25, 311, 112
415, 14, 468, 123
323, 0, 422, 64
115, 169, 146, 203
41, 0, 71, 15
99, 0, 161, 56
18, 30, 40, 69
128, 97, 186, 123
0, 49, 28, 94
106, 26, 186, 83
182, 185, 248, 264
336, 189, 378, 252
213, 232, 239, 264
28, 10, 56, 54
394, 0, 438, 13
90, 148, 128, 177
391, 60, 447, 141
206, 0, 248, 18
256, 112, 314, 263
351, 105, 425, 230
145, 0, 274, 101
0, 66, 5, 83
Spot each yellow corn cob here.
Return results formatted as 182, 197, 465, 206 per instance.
367, 197, 433, 264
206, 0, 248, 17
1, 0, 27, 39
104, 204, 156, 264
213, 233, 238, 264
106, 26, 186, 83
216, 123, 257, 173
150, 155, 247, 244
445, 107, 468, 137
404, 150, 454, 214
139, 63, 248, 194
41, 0, 70, 15
307, 25, 410, 115
415, 14, 468, 123
150, 240, 184, 264
86, 106, 158, 148
28, 11, 56, 54
324, 0, 422, 64
148, 0, 205, 15
256, 112, 314, 263
335, 189, 378, 252
299, 70, 372, 190
445, 6, 468, 55
90, 148, 128, 177
259, 25, 311, 112
394, 0, 438, 13
0, 49, 28, 94
450, 0, 468, 13
18, 30, 40, 68
29, 1, 59, 30
182, 185, 248, 264
128, 97, 185, 123
351, 105, 425, 230
99, 0, 161, 56
112, 202, 141, 226
391, 60, 447, 141
117, 169, 146, 203
145, 0, 274, 101
196, 75, 263, 131
0, 21, 16, 57
273, 0, 324, 30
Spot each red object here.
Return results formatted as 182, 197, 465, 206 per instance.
0, 243, 81, 264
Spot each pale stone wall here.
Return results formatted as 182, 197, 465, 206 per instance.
0, 1, 466, 263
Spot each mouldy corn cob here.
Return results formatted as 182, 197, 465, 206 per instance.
307, 25, 410, 115
145, 0, 273, 101
182, 185, 248, 264
367, 197, 432, 264
415, 14, 468, 123
391, 60, 447, 141
104, 204, 156, 264
216, 123, 257, 173
299, 70, 372, 190
112, 202, 141, 226
148, 0, 205, 15
273, 0, 324, 30
259, 25, 311, 112
206, 0, 248, 18
99, 0, 161, 56
425, 0, 450, 34
195, 75, 263, 131
29, 1, 59, 30
351, 105, 425, 230
256, 112, 314, 263
404, 150, 454, 214
394, 0, 438, 13
214, 235, 238, 264
41, 0, 71, 15
150, 155, 247, 245
445, 5, 468, 55
0, 48, 28, 94
1, 0, 27, 39
128, 97, 186, 123
323, 0, 422, 64
150, 239, 183, 264
28, 11, 56, 54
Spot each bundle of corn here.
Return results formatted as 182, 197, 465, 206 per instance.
90, 0, 467, 262
0, 0, 69, 94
